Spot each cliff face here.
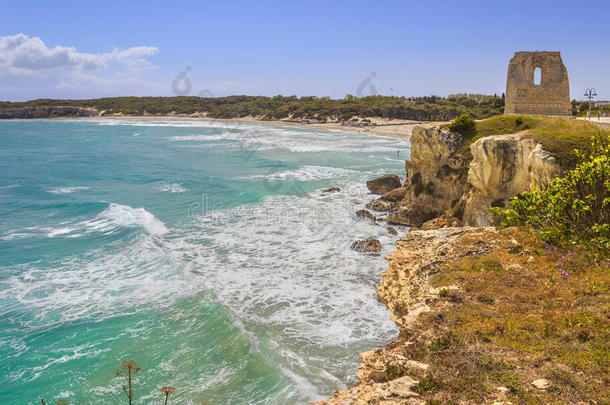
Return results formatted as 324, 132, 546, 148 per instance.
381, 124, 560, 228
464, 133, 560, 226
0, 106, 99, 119
386, 124, 470, 227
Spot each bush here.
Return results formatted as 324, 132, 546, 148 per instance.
493, 134, 610, 258
448, 114, 475, 135
514, 116, 523, 126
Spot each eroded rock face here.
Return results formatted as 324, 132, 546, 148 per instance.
464, 133, 560, 226
366, 174, 402, 194
387, 124, 560, 228
394, 124, 470, 226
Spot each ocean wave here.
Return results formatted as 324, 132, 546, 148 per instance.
82, 203, 168, 236
1, 203, 168, 240
246, 165, 358, 182
47, 186, 89, 194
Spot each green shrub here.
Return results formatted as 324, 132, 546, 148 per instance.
493, 134, 610, 258
448, 114, 476, 135
514, 116, 523, 126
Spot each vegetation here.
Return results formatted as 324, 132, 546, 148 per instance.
0, 93, 505, 121
494, 134, 610, 259
446, 114, 608, 167
396, 228, 609, 404
116, 360, 140, 405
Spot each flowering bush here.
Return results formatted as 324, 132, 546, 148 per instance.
493, 134, 610, 259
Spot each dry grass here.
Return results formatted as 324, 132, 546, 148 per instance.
391, 228, 609, 404
457, 115, 607, 167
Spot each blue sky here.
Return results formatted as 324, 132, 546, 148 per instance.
0, 0, 608, 101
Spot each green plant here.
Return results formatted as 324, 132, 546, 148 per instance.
493, 134, 610, 257
448, 114, 476, 135
514, 116, 523, 126
116, 360, 140, 405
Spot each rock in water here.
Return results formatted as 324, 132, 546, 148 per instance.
351, 238, 382, 255
366, 174, 402, 194
382, 186, 408, 202
386, 226, 398, 235
356, 209, 377, 222
366, 199, 396, 212
322, 186, 341, 193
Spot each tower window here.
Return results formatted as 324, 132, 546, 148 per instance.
534, 67, 542, 85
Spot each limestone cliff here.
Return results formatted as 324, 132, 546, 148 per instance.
379, 124, 560, 227
464, 133, 560, 226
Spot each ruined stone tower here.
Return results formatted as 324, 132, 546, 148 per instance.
505, 51, 571, 116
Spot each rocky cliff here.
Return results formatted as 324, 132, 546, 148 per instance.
0, 106, 99, 119
369, 124, 561, 228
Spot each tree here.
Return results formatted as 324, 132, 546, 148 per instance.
160, 386, 176, 405
116, 360, 141, 405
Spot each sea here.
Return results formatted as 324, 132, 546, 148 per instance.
0, 118, 411, 404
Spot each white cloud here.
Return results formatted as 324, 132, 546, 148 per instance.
0, 33, 158, 76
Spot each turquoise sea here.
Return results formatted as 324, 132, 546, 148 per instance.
0, 119, 411, 404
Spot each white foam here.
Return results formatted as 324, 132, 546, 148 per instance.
246, 165, 358, 182
83, 203, 168, 236
47, 186, 89, 194
2, 203, 168, 240
154, 182, 187, 193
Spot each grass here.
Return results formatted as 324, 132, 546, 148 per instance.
390, 228, 609, 404
453, 115, 607, 167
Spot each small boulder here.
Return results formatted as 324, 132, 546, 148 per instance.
366, 174, 402, 194
382, 186, 408, 202
351, 238, 382, 255
356, 209, 377, 223
386, 226, 398, 235
531, 378, 550, 390
322, 186, 341, 193
366, 199, 396, 212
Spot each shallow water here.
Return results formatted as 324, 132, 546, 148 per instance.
0, 119, 411, 404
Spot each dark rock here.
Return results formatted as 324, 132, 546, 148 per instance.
386, 226, 398, 236
351, 238, 382, 255
366, 174, 402, 194
387, 206, 439, 227
366, 199, 396, 212
382, 186, 408, 202
356, 209, 377, 223
322, 186, 341, 193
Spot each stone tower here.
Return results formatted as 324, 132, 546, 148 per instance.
505, 51, 571, 116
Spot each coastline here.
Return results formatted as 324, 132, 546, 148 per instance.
95, 115, 424, 138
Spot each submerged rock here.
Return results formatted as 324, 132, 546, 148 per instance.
386, 226, 398, 235
366, 174, 402, 194
351, 238, 382, 255
356, 209, 377, 223
322, 186, 341, 193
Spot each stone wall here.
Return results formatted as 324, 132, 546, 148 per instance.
505, 51, 571, 116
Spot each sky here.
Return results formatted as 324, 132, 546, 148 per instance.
0, 0, 608, 101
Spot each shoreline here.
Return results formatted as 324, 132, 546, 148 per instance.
93, 115, 426, 138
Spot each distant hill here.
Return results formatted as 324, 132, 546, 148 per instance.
0, 94, 505, 121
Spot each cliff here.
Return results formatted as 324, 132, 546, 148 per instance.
375, 123, 561, 228
0, 106, 99, 119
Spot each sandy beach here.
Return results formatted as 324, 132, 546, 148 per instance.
99, 115, 423, 138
